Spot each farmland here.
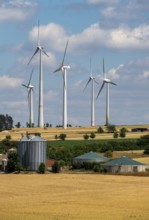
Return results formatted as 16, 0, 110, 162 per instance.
0, 173, 149, 220
1, 124, 149, 141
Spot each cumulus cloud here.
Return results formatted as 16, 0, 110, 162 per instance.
0, 0, 37, 22
0, 75, 23, 89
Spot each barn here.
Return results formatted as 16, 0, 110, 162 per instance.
102, 156, 148, 173
73, 151, 108, 164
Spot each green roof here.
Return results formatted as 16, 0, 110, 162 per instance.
74, 152, 108, 160
103, 156, 145, 166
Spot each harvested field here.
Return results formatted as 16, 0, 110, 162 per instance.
0, 174, 149, 220
1, 124, 149, 141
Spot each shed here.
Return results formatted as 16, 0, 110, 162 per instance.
102, 156, 148, 173
73, 152, 108, 164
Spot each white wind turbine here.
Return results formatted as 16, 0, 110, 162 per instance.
96, 58, 117, 126
28, 21, 49, 128
83, 58, 98, 126
54, 40, 70, 129
22, 69, 34, 127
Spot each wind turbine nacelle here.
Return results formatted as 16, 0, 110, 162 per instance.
104, 78, 111, 83
63, 65, 70, 70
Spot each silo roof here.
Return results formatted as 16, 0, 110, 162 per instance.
103, 156, 145, 166
30, 136, 45, 142
74, 152, 108, 160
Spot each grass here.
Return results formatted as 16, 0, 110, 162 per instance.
0, 173, 149, 220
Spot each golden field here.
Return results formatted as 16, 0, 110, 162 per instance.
0, 174, 149, 220
1, 124, 149, 141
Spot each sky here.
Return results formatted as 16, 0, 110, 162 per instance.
0, 0, 149, 127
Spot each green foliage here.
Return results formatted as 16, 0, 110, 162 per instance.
90, 132, 96, 139
7, 152, 19, 173
104, 150, 113, 158
72, 161, 102, 171
5, 135, 11, 140
144, 145, 149, 155
55, 134, 59, 140
83, 134, 89, 140
97, 126, 104, 133
120, 128, 126, 138
137, 134, 149, 147
107, 125, 116, 133
59, 133, 67, 141
15, 163, 24, 172
52, 162, 61, 173
0, 114, 13, 131
113, 131, 119, 138
38, 162, 46, 174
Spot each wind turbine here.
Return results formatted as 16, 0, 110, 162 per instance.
83, 58, 98, 126
96, 58, 117, 126
28, 21, 49, 128
22, 68, 34, 127
54, 40, 70, 129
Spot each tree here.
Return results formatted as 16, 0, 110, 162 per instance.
7, 152, 19, 173
90, 132, 96, 139
0, 114, 13, 131
107, 125, 116, 133
120, 128, 126, 138
52, 162, 61, 173
104, 150, 113, 158
97, 126, 104, 133
15, 122, 21, 128
83, 134, 89, 140
59, 133, 67, 141
38, 162, 46, 174
113, 131, 119, 138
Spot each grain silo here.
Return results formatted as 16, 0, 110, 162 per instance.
18, 135, 47, 171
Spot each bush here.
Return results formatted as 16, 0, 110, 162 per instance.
7, 152, 19, 173
97, 127, 104, 133
90, 132, 96, 139
144, 145, 149, 155
113, 131, 119, 138
15, 163, 24, 172
52, 162, 61, 173
120, 128, 126, 138
59, 133, 66, 141
83, 134, 89, 140
38, 162, 46, 174
104, 150, 113, 158
107, 125, 116, 133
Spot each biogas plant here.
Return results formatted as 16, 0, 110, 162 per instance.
18, 134, 47, 171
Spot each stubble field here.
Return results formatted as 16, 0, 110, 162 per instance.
0, 174, 149, 220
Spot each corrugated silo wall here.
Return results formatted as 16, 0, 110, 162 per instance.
18, 138, 47, 171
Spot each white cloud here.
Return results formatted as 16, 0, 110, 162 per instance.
0, 0, 37, 22
0, 75, 23, 89
108, 64, 124, 79
88, 0, 119, 5
140, 70, 149, 79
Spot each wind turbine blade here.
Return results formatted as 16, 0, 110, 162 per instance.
94, 79, 99, 85
53, 66, 62, 73
83, 78, 91, 92
28, 68, 34, 86
28, 48, 39, 65
38, 20, 40, 46
96, 82, 105, 99
61, 40, 69, 66
22, 84, 28, 88
41, 48, 49, 57
109, 81, 117, 86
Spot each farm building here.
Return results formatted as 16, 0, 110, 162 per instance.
73, 151, 108, 164
18, 135, 47, 171
102, 156, 148, 173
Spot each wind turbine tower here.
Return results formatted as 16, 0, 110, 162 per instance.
96, 58, 117, 126
84, 58, 98, 126
54, 40, 70, 129
22, 69, 34, 127
28, 21, 49, 127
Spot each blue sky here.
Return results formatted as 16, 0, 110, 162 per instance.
0, 0, 149, 127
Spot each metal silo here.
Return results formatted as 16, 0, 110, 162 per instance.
18, 135, 47, 171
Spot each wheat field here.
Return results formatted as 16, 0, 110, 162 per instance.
0, 174, 149, 220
